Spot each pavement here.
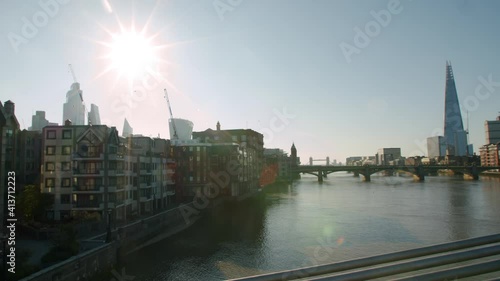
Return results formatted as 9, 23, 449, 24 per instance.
17, 239, 53, 267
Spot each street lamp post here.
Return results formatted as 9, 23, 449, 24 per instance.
153, 187, 156, 214
105, 208, 112, 243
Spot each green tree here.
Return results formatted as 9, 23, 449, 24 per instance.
17, 185, 54, 222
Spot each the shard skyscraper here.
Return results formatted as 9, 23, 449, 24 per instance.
443, 61, 469, 156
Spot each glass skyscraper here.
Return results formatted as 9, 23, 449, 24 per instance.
443, 61, 469, 156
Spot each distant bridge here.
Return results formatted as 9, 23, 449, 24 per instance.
292, 165, 500, 182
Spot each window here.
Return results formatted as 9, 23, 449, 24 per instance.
62, 130, 72, 139
46, 146, 56, 155
61, 195, 70, 204
47, 130, 56, 139
88, 146, 100, 157
232, 135, 238, 142
45, 178, 55, 187
46, 162, 55, 171
61, 162, 71, 171
62, 146, 71, 155
61, 178, 71, 187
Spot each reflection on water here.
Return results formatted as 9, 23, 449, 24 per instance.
125, 174, 500, 280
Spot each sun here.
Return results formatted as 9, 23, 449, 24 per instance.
108, 30, 156, 80
100, 26, 161, 82
94, 13, 169, 85
92, 5, 193, 91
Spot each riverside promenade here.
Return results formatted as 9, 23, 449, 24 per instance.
19, 202, 200, 281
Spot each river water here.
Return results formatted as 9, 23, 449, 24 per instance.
124, 173, 500, 280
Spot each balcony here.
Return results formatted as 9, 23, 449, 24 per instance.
73, 186, 101, 193
99, 202, 116, 209
72, 202, 101, 209
108, 154, 124, 161
73, 168, 102, 175
72, 152, 103, 160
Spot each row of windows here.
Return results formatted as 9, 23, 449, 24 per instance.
46, 177, 71, 187
199, 135, 252, 143
45, 162, 71, 171
46, 146, 72, 155
54, 190, 135, 203
46, 129, 72, 139
46, 177, 145, 188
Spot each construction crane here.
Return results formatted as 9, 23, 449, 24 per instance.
68, 64, 77, 83
164, 88, 178, 139
68, 64, 89, 124
68, 64, 84, 102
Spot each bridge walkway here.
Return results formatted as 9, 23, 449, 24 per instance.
229, 234, 500, 280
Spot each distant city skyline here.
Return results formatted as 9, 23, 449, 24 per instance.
1, 0, 500, 161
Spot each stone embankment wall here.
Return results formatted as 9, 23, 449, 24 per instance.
21, 203, 198, 281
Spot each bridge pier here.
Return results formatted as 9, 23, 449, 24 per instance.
416, 166, 425, 181
362, 173, 370, 182
353, 171, 359, 177
318, 170, 323, 183
471, 166, 479, 180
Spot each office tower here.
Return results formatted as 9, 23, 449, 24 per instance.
485, 115, 500, 144
169, 118, 193, 140
443, 61, 469, 156
122, 118, 133, 137
29, 111, 58, 131
376, 148, 402, 165
88, 104, 101, 125
427, 136, 447, 158
62, 83, 85, 125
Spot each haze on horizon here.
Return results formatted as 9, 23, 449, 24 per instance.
1, 0, 500, 162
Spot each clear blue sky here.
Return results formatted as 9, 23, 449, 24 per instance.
1, 0, 500, 162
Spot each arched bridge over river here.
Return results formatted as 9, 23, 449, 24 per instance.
293, 165, 500, 182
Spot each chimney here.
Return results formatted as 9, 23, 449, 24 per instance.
4, 100, 15, 117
